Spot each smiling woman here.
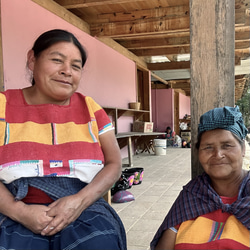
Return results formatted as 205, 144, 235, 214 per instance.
24, 34, 84, 105
151, 106, 250, 250
0, 29, 126, 250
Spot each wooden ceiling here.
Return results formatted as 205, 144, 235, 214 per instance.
53, 0, 250, 101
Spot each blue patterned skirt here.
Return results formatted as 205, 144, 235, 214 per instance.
0, 178, 127, 250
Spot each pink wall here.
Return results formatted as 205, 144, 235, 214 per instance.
152, 89, 174, 132
151, 90, 191, 133
179, 94, 191, 119
1, 0, 138, 158
1, 0, 137, 109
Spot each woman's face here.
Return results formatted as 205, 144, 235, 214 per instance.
28, 41, 83, 104
199, 129, 245, 181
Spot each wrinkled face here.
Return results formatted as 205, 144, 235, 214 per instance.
198, 129, 245, 180
28, 41, 83, 104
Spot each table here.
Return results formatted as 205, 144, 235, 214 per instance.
116, 132, 165, 167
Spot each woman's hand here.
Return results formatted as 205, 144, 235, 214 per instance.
41, 194, 84, 236
17, 203, 53, 234
41, 130, 122, 236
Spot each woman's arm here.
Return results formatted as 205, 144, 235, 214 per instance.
0, 182, 53, 234
43, 130, 122, 235
78, 129, 122, 203
155, 228, 177, 250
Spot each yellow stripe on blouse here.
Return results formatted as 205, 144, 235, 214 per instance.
176, 215, 249, 247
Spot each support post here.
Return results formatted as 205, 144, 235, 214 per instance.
190, 0, 235, 178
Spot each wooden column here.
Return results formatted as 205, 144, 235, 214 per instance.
190, 0, 235, 178
174, 91, 180, 136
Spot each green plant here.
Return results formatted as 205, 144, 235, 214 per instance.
236, 81, 250, 128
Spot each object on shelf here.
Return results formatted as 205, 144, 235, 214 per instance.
133, 121, 154, 133
129, 102, 140, 110
180, 122, 188, 130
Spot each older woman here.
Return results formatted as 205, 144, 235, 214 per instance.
151, 106, 250, 250
0, 29, 126, 250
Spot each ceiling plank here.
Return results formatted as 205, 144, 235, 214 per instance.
148, 61, 190, 70
31, 0, 90, 34
148, 56, 242, 71
54, 0, 147, 9
235, 47, 250, 59
90, 16, 190, 37
93, 5, 189, 23
118, 36, 190, 49
130, 44, 190, 56
235, 26, 250, 39
117, 26, 249, 47
131, 45, 250, 57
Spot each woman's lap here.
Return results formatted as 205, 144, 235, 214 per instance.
0, 200, 126, 250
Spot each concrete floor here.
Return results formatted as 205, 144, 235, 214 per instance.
112, 148, 192, 250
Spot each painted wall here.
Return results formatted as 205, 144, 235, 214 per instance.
1, 0, 137, 109
179, 94, 191, 119
151, 88, 174, 132
1, 0, 137, 156
152, 90, 191, 133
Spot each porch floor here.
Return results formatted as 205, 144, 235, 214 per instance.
112, 147, 192, 250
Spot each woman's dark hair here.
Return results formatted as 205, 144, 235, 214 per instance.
30, 29, 87, 85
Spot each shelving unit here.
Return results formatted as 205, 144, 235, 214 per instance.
103, 107, 150, 134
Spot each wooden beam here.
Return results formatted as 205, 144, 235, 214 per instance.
117, 25, 249, 43
116, 26, 249, 50
93, 5, 190, 24
169, 80, 190, 89
148, 56, 241, 71
130, 42, 249, 57
150, 72, 169, 85
90, 17, 190, 37
114, 25, 248, 50
235, 26, 250, 40
130, 44, 190, 56
114, 31, 190, 41
174, 91, 180, 135
235, 40, 250, 49
54, 0, 147, 9
151, 83, 168, 89
118, 36, 190, 50
31, 0, 90, 34
235, 47, 250, 59
148, 61, 190, 70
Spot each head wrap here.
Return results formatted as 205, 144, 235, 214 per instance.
198, 106, 248, 140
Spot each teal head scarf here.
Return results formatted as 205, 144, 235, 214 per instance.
198, 106, 248, 140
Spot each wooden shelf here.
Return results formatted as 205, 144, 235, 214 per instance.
103, 107, 150, 134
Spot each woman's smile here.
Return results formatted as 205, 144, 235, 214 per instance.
26, 41, 83, 105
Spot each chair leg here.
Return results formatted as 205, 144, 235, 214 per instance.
103, 190, 111, 205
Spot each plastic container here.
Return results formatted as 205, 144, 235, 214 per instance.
154, 139, 167, 155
